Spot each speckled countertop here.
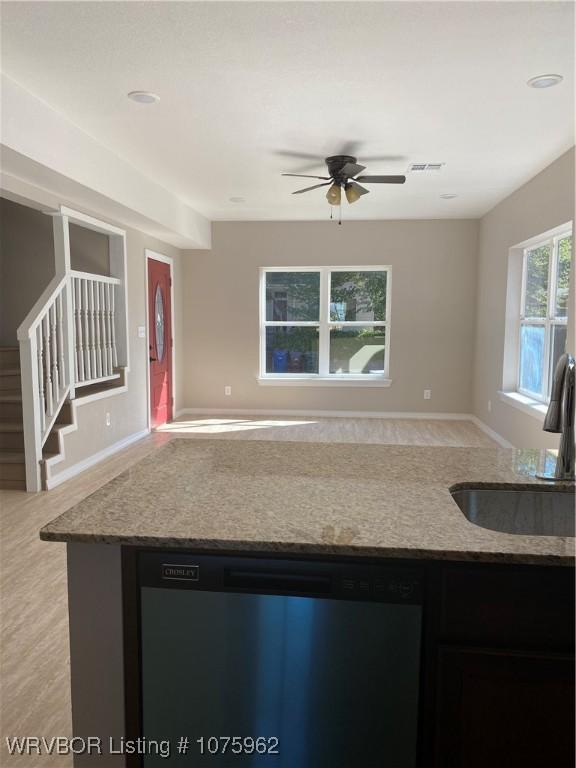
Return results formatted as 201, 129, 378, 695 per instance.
40, 439, 575, 565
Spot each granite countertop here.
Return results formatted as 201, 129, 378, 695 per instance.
40, 439, 575, 565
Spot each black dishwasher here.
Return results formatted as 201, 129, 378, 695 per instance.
138, 552, 423, 767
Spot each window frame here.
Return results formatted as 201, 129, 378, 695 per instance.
517, 229, 572, 403
259, 266, 392, 384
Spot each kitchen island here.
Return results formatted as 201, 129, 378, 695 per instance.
41, 439, 575, 767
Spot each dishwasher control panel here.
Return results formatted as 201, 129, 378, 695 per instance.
140, 552, 424, 605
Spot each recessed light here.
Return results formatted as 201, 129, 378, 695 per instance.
527, 74, 563, 89
127, 91, 160, 104
440, 193, 458, 199
229, 197, 245, 203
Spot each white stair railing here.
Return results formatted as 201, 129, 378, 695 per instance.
70, 271, 121, 387
17, 275, 71, 492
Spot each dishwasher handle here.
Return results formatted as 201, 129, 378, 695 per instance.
224, 568, 333, 595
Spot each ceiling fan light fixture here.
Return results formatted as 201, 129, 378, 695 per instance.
326, 183, 342, 206
345, 182, 369, 204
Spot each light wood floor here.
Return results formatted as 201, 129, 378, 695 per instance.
0, 418, 495, 766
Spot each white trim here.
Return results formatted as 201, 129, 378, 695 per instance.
74, 384, 127, 407
513, 224, 572, 402
469, 416, 515, 449
498, 390, 548, 421
176, 407, 474, 420
69, 270, 121, 286
45, 429, 149, 490
257, 376, 392, 387
58, 205, 126, 237
145, 249, 175, 430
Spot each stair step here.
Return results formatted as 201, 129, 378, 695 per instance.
0, 479, 26, 490
0, 368, 21, 376
0, 430, 24, 450
0, 451, 26, 463
0, 373, 21, 391
0, 390, 22, 403
0, 347, 20, 370
0, 451, 26, 488
0, 401, 23, 420
0, 422, 23, 432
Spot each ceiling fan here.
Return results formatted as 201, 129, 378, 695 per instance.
282, 154, 406, 206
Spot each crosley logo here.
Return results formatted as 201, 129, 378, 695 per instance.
161, 564, 199, 581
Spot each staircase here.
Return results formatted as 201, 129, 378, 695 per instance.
0, 347, 25, 489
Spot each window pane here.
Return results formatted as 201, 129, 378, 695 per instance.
549, 324, 567, 382
330, 271, 387, 322
519, 324, 545, 396
555, 236, 572, 318
265, 327, 319, 373
329, 327, 386, 375
265, 272, 320, 322
523, 245, 550, 318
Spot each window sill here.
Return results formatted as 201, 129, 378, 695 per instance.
258, 376, 393, 388
498, 391, 547, 421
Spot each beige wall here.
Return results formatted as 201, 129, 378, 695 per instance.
473, 147, 575, 448
181, 219, 479, 414
69, 222, 109, 275
0, 197, 55, 345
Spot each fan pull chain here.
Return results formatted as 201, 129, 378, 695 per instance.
338, 201, 342, 225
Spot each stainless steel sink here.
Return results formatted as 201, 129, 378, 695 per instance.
450, 486, 575, 537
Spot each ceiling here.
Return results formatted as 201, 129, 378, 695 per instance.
1, 1, 574, 222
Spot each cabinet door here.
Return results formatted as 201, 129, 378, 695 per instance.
434, 647, 575, 768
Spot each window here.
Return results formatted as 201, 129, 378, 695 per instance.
517, 230, 572, 402
260, 267, 391, 382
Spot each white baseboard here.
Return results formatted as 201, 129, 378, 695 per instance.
470, 416, 514, 449
45, 429, 150, 490
177, 407, 473, 421
176, 407, 514, 448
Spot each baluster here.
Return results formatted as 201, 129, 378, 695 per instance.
88, 280, 97, 377
57, 292, 66, 391
82, 279, 91, 381
50, 303, 59, 397
43, 313, 54, 419
94, 280, 102, 378
36, 324, 46, 435
74, 278, 85, 382
100, 283, 110, 376
105, 283, 113, 373
110, 283, 118, 368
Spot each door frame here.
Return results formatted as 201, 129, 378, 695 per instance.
144, 249, 175, 430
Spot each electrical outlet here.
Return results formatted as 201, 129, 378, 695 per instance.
105, 412, 111, 427
487, 399, 492, 412
224, 386, 232, 396
424, 389, 432, 400
137, 326, 146, 338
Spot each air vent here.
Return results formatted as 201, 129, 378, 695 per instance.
408, 162, 445, 173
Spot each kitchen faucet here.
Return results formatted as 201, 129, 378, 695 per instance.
539, 352, 575, 481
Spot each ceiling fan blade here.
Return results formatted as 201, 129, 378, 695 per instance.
341, 162, 366, 178
355, 175, 406, 184
282, 173, 331, 180
292, 182, 332, 195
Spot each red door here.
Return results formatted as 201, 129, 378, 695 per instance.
148, 258, 172, 428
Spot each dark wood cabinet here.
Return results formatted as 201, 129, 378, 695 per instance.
430, 564, 575, 768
